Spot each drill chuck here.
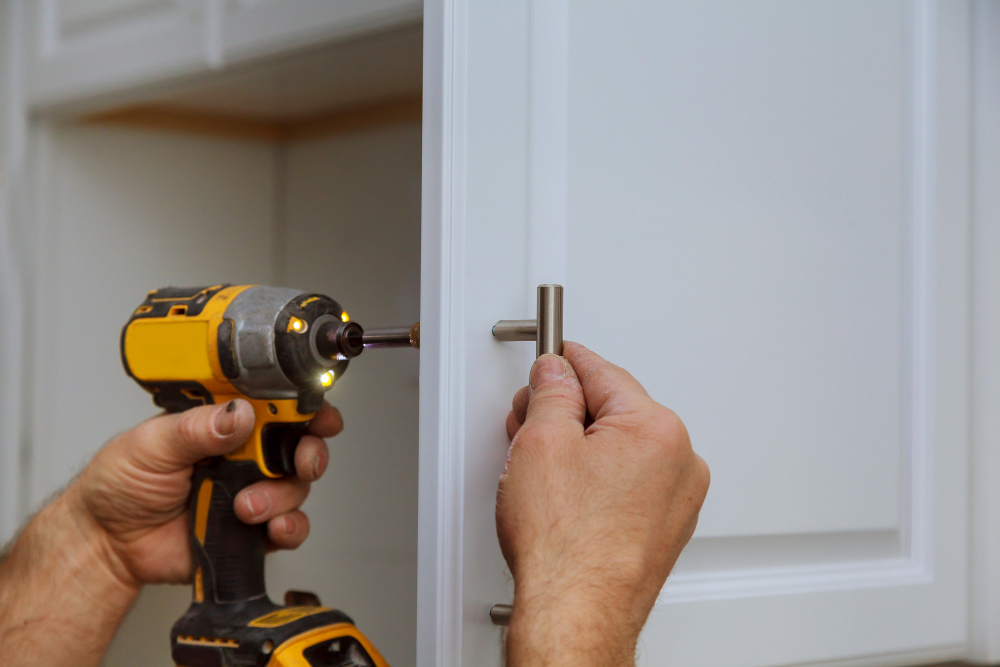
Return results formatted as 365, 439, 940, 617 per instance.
315, 320, 420, 359
315, 320, 364, 359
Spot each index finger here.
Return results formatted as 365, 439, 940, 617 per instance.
562, 341, 651, 422
307, 401, 344, 438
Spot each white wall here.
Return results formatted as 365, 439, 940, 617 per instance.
24, 119, 420, 666
0, 0, 27, 544
273, 121, 421, 667
28, 125, 278, 504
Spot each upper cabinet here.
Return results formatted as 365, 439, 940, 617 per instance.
25, 0, 206, 108
222, 0, 422, 63
24, 0, 422, 111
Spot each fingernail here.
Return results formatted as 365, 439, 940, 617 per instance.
530, 355, 566, 389
311, 454, 322, 480
244, 491, 270, 519
280, 515, 296, 535
214, 401, 238, 436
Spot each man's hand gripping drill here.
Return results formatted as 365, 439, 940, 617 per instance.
117, 284, 416, 667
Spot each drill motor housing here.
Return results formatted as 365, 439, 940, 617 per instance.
122, 284, 357, 477
121, 284, 388, 667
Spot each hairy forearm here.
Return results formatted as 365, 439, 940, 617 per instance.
506, 584, 640, 667
0, 484, 140, 666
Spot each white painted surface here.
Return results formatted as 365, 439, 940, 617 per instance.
970, 1, 1000, 662
421, 1, 971, 665
27, 125, 277, 503
24, 0, 421, 112
222, 0, 422, 67
27, 0, 205, 109
526, 0, 567, 292
25, 120, 420, 667
0, 0, 27, 544
416, 0, 468, 665
272, 121, 421, 667
568, 1, 908, 537
139, 23, 423, 120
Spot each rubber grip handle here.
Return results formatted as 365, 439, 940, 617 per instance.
190, 457, 269, 604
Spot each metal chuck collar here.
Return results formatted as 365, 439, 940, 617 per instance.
314, 320, 420, 360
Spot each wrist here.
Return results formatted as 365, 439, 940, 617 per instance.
0, 483, 141, 664
507, 579, 642, 667
60, 482, 144, 595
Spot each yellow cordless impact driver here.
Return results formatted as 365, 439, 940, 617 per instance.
120, 284, 418, 667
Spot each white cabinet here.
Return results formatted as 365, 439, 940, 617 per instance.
420, 1, 979, 665
23, 0, 421, 110
25, 0, 206, 108
223, 0, 422, 64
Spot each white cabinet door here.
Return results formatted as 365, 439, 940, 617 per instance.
419, 1, 971, 665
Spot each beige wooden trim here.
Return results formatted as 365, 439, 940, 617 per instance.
80, 94, 422, 143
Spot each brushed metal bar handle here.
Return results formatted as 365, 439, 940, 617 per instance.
490, 285, 565, 626
493, 284, 564, 359
535, 284, 563, 357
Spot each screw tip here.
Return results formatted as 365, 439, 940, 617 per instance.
409, 321, 420, 349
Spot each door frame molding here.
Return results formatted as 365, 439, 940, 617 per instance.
970, 0, 1000, 661
418, 0, 468, 665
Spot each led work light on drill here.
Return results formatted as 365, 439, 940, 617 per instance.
120, 284, 417, 667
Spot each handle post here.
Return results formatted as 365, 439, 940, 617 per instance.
492, 320, 537, 342
536, 285, 563, 357
490, 604, 513, 627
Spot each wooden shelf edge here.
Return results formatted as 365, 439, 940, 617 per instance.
79, 94, 422, 144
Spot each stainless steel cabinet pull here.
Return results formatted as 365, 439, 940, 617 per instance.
493, 284, 564, 357
490, 285, 565, 626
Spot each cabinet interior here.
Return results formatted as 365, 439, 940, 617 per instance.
26, 23, 422, 667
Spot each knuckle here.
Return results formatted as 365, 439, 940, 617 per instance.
177, 409, 203, 444
531, 389, 584, 417
131, 418, 158, 444
290, 478, 311, 503
516, 420, 570, 453
694, 456, 711, 494
276, 513, 308, 543
294, 437, 316, 457
649, 407, 689, 448
516, 420, 549, 443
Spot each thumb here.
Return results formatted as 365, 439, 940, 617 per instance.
127, 399, 256, 472
523, 354, 587, 427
